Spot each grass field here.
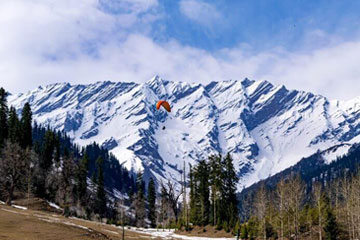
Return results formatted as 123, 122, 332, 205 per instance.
0, 203, 235, 240
0, 203, 161, 240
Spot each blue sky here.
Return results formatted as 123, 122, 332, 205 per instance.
158, 0, 360, 52
1, 0, 360, 100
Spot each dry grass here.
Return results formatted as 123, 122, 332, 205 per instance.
176, 225, 234, 238
0, 203, 161, 240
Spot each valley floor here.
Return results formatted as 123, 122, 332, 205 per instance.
0, 203, 235, 240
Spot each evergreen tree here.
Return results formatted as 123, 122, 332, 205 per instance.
40, 130, 56, 171
323, 208, 339, 240
222, 153, 239, 227
136, 171, 145, 197
54, 135, 60, 163
147, 177, 156, 228
20, 102, 32, 149
95, 156, 107, 218
196, 160, 210, 226
160, 185, 168, 228
0, 87, 8, 147
209, 154, 222, 226
189, 164, 200, 225
7, 106, 21, 144
77, 152, 89, 204
134, 172, 146, 227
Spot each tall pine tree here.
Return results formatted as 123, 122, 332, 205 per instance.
7, 106, 21, 144
20, 102, 32, 149
323, 205, 339, 240
134, 171, 146, 227
147, 177, 156, 228
209, 154, 222, 226
77, 152, 89, 204
222, 153, 239, 228
95, 156, 107, 218
40, 130, 56, 171
196, 160, 210, 226
189, 164, 200, 225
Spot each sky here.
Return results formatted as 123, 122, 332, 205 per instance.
1, 0, 360, 100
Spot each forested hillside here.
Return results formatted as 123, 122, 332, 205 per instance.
238, 143, 360, 239
0, 86, 241, 234
0, 87, 135, 221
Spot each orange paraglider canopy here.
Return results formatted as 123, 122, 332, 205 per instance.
156, 100, 171, 112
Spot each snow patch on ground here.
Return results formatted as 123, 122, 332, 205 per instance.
64, 221, 92, 231
1, 208, 25, 215
12, 205, 27, 210
47, 201, 62, 210
103, 229, 119, 235
0, 200, 5, 205
127, 227, 236, 240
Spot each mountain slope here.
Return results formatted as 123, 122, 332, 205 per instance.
9, 76, 360, 187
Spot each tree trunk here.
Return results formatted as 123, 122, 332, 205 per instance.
6, 182, 15, 205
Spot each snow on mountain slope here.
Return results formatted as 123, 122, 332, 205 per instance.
8, 76, 360, 188
320, 143, 352, 164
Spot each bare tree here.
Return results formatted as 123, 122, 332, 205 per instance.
354, 173, 360, 239
340, 174, 352, 239
312, 182, 323, 240
254, 182, 267, 240
160, 179, 183, 223
0, 142, 30, 204
58, 154, 76, 215
289, 175, 305, 240
276, 178, 287, 240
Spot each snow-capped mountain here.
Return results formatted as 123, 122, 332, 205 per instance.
8, 76, 360, 188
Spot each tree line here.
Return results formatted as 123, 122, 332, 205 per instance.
238, 171, 360, 240
138, 153, 240, 233
0, 87, 135, 222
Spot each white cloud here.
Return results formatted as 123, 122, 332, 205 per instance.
0, 0, 359, 101
179, 0, 221, 26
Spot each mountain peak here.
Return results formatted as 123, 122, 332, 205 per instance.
8, 78, 360, 189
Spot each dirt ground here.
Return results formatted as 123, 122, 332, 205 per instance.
0, 199, 237, 240
0, 203, 161, 240
176, 225, 234, 238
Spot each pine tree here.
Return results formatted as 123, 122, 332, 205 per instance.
134, 172, 146, 227
209, 154, 222, 226
323, 206, 339, 240
147, 177, 156, 228
77, 152, 89, 204
196, 160, 210, 226
7, 106, 21, 144
95, 156, 107, 218
0, 87, 8, 147
40, 130, 56, 171
20, 102, 32, 149
222, 153, 239, 227
189, 164, 200, 225
160, 184, 169, 229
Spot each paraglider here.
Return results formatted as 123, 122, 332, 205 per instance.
156, 100, 171, 130
156, 100, 171, 112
